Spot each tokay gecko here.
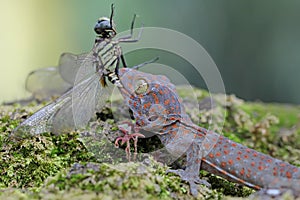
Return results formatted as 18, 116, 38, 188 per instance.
114, 67, 300, 197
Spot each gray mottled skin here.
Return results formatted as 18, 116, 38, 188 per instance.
117, 67, 300, 197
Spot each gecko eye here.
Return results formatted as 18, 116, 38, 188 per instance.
134, 78, 149, 94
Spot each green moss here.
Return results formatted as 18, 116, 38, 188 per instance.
0, 104, 93, 191
41, 159, 221, 200
0, 132, 93, 190
1, 87, 300, 199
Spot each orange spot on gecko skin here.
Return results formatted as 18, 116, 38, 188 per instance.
240, 168, 245, 175
228, 159, 233, 165
223, 150, 229, 155
286, 171, 292, 179
215, 152, 221, 157
246, 148, 251, 153
204, 143, 211, 150
236, 156, 241, 161
140, 120, 145, 126
143, 102, 151, 109
183, 129, 189, 135
127, 83, 133, 90
280, 168, 284, 173
171, 96, 176, 103
266, 159, 273, 163
293, 168, 299, 173
258, 166, 264, 171
237, 151, 242, 155
253, 153, 258, 157
279, 163, 286, 167
168, 130, 175, 135
251, 162, 255, 167
246, 173, 251, 178
221, 162, 226, 167
231, 143, 237, 147
244, 155, 249, 159
260, 156, 265, 160
209, 153, 214, 158
172, 123, 178, 128
164, 99, 170, 106
151, 93, 159, 104
223, 145, 228, 148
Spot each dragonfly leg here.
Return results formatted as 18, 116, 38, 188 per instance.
109, 4, 115, 27
117, 14, 144, 43
120, 54, 127, 68
132, 57, 159, 70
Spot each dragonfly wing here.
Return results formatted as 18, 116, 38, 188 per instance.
51, 97, 76, 134
71, 50, 102, 128
12, 91, 72, 139
26, 67, 72, 100
58, 52, 92, 84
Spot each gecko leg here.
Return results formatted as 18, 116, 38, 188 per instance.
114, 122, 145, 161
166, 142, 211, 196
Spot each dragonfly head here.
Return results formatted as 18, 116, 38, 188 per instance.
94, 17, 116, 38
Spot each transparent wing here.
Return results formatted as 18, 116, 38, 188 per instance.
25, 51, 95, 100
13, 71, 104, 138
71, 50, 110, 128
50, 74, 100, 133
12, 90, 72, 139
25, 67, 72, 100
58, 52, 94, 84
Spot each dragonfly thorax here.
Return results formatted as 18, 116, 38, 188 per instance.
94, 17, 116, 38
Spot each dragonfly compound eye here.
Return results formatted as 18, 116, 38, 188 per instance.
94, 17, 116, 36
134, 79, 149, 95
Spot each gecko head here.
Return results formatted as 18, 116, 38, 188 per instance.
117, 68, 183, 126
118, 68, 174, 97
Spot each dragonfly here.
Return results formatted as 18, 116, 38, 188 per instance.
26, 4, 138, 101
12, 4, 147, 139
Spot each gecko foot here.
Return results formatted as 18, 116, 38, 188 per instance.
166, 169, 211, 196
114, 122, 145, 161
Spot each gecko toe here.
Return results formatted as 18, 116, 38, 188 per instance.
194, 177, 211, 188
167, 169, 210, 197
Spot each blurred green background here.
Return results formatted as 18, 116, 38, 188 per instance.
1, 0, 300, 104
